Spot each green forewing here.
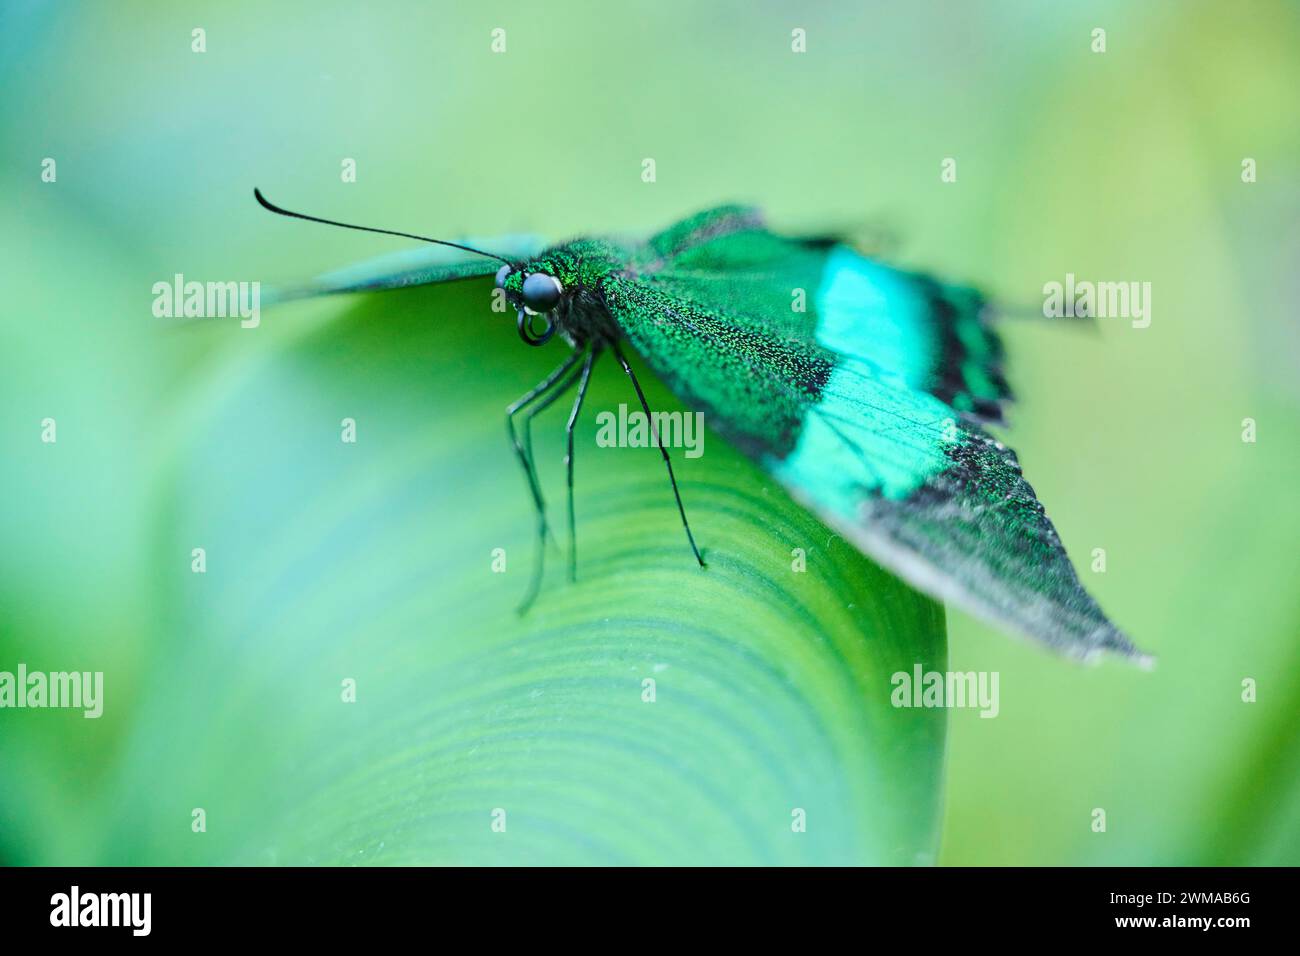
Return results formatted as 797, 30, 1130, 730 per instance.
265, 234, 544, 304
608, 206, 1144, 662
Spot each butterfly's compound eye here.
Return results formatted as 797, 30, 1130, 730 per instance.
494, 264, 512, 288
521, 272, 563, 313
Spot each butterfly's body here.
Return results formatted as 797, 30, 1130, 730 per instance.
258, 192, 1147, 664
502, 240, 629, 347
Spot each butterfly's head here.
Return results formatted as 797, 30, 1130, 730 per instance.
496, 263, 566, 346
496, 265, 564, 315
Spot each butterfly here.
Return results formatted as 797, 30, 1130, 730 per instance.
255, 189, 1148, 664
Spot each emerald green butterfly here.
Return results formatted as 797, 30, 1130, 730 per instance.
257, 190, 1147, 664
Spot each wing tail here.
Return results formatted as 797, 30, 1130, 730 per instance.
774, 371, 1149, 663
915, 278, 1013, 425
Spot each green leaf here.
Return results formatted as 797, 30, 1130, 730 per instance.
100, 284, 948, 866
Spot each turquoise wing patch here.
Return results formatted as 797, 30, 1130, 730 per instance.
636, 210, 1011, 426
816, 246, 1011, 424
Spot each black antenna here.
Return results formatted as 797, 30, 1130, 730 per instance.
253, 188, 513, 265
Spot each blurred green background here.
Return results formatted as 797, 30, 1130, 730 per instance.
1, 0, 1297, 865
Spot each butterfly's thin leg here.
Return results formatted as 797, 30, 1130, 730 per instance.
521, 361, 585, 502
522, 362, 587, 507
507, 351, 583, 612
563, 348, 599, 582
611, 342, 705, 567
507, 351, 583, 522
514, 357, 588, 607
